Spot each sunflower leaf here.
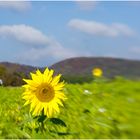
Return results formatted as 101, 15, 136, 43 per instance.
49, 118, 67, 127
37, 115, 46, 122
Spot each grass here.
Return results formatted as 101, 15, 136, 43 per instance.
0, 77, 140, 138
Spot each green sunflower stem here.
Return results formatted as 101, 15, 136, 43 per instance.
40, 109, 46, 133
41, 121, 45, 133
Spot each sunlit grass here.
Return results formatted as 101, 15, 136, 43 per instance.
0, 77, 140, 138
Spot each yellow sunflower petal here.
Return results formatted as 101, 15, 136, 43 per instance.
22, 84, 29, 88
30, 72, 42, 83
44, 105, 49, 117
36, 69, 42, 76
23, 79, 39, 87
32, 103, 43, 116
55, 99, 64, 106
22, 67, 66, 117
44, 69, 54, 83
22, 94, 31, 100
51, 74, 61, 86
30, 99, 38, 112
24, 100, 31, 106
48, 104, 53, 117
54, 81, 65, 90
53, 103, 60, 113
44, 68, 49, 75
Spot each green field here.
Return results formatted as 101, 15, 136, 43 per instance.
0, 77, 140, 139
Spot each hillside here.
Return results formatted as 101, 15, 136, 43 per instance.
1, 57, 140, 85
50, 57, 140, 79
0, 62, 40, 75
0, 62, 41, 86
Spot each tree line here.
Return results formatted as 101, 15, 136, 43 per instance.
0, 66, 27, 86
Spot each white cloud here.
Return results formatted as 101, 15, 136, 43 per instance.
0, 24, 49, 46
112, 23, 135, 36
19, 38, 82, 62
75, 1, 98, 10
0, 24, 81, 64
0, 1, 31, 12
68, 19, 135, 37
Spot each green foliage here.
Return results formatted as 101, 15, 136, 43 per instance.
0, 78, 140, 138
0, 72, 26, 86
0, 66, 6, 76
49, 118, 67, 127
62, 75, 93, 84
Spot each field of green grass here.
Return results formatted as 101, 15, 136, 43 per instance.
0, 77, 140, 139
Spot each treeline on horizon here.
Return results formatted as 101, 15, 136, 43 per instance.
0, 65, 94, 86
1, 64, 140, 86
0, 65, 25, 86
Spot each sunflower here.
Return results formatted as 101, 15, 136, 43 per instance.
22, 68, 66, 118
92, 68, 103, 77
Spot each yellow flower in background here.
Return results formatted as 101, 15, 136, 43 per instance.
22, 68, 66, 118
92, 68, 103, 77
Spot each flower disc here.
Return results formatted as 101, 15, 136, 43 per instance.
22, 68, 66, 118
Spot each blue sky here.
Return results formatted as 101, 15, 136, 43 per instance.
0, 1, 140, 67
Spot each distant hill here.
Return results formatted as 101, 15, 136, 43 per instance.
0, 62, 39, 75
50, 57, 140, 79
1, 57, 140, 85
0, 62, 41, 86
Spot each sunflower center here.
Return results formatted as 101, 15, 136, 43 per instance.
42, 88, 49, 94
36, 85, 54, 102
